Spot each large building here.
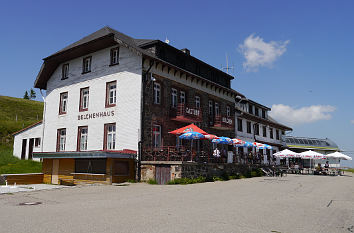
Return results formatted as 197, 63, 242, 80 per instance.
13, 27, 291, 184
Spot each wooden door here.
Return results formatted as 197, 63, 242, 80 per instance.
155, 166, 171, 185
28, 138, 34, 160
21, 139, 27, 160
52, 159, 59, 184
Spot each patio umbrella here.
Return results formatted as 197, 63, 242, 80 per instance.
300, 150, 325, 159
169, 123, 208, 135
212, 137, 232, 144
204, 134, 219, 140
326, 151, 352, 160
179, 132, 205, 161
273, 149, 300, 158
231, 138, 245, 145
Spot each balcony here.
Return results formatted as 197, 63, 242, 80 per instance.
170, 103, 202, 123
212, 115, 234, 130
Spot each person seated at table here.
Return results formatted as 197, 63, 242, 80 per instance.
324, 161, 330, 170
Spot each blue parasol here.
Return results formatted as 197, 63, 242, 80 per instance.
212, 136, 232, 144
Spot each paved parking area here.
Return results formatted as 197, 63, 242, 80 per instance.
0, 174, 353, 233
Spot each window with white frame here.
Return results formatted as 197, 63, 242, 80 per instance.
180, 91, 185, 104
80, 87, 89, 111
153, 82, 160, 104
62, 64, 69, 80
208, 100, 213, 115
152, 125, 161, 148
195, 96, 200, 109
215, 102, 219, 116
59, 92, 68, 115
227, 106, 230, 117
106, 81, 116, 107
171, 88, 177, 108
57, 129, 66, 152
110, 47, 119, 65
105, 123, 116, 150
82, 56, 92, 73
78, 126, 88, 151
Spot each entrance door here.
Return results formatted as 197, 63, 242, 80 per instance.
52, 159, 59, 184
155, 166, 171, 185
28, 138, 34, 160
21, 139, 27, 160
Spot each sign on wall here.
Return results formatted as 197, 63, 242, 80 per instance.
78, 110, 115, 120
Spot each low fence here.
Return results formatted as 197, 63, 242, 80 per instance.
0, 173, 43, 185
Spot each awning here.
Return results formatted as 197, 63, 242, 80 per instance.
33, 150, 136, 159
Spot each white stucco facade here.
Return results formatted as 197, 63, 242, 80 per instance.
42, 45, 142, 153
13, 122, 43, 161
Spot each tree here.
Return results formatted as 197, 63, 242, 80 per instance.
30, 89, 36, 99
23, 91, 29, 99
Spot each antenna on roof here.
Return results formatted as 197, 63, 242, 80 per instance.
165, 37, 170, 44
222, 53, 234, 75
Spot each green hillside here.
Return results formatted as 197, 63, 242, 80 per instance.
0, 95, 43, 175
0, 95, 43, 146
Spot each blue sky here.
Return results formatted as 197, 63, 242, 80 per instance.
0, 0, 353, 165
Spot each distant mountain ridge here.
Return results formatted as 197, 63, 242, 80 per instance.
0, 95, 43, 146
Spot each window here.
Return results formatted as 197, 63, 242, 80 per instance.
262, 109, 266, 119
75, 158, 106, 174
104, 123, 116, 150
171, 88, 177, 108
82, 56, 92, 73
255, 107, 259, 116
237, 118, 243, 132
34, 138, 41, 147
106, 81, 117, 107
208, 100, 213, 115
247, 121, 252, 134
153, 82, 160, 104
263, 126, 267, 137
78, 126, 88, 151
215, 102, 219, 116
114, 161, 129, 176
255, 124, 259, 135
110, 47, 119, 65
57, 129, 66, 152
152, 124, 161, 148
180, 91, 185, 104
62, 64, 69, 80
276, 130, 280, 140
59, 92, 68, 115
195, 96, 200, 109
80, 87, 89, 111
269, 128, 274, 139
248, 105, 253, 114
227, 106, 230, 117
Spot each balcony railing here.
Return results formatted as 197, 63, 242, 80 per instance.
213, 115, 234, 130
170, 103, 202, 123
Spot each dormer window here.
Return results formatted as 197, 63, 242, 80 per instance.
110, 47, 119, 65
62, 64, 69, 80
262, 109, 266, 119
82, 56, 92, 74
249, 105, 253, 114
255, 107, 259, 116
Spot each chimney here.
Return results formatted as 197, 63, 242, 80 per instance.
181, 48, 190, 55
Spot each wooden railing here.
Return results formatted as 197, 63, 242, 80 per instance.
170, 103, 202, 122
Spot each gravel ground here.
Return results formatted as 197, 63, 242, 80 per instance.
0, 173, 353, 233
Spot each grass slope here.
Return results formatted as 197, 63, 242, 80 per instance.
0, 95, 43, 174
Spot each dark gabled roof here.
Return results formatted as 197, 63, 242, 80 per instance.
34, 26, 239, 94
240, 111, 292, 131
248, 99, 271, 111
46, 27, 139, 60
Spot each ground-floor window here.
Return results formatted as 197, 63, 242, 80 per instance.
75, 158, 106, 174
